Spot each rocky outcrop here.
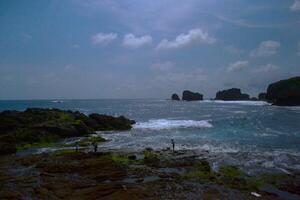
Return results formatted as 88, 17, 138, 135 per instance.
182, 90, 203, 101
215, 88, 250, 101
258, 93, 267, 101
0, 108, 135, 155
266, 76, 300, 106
171, 93, 180, 101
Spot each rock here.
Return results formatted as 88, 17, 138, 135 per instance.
128, 155, 137, 160
266, 76, 300, 106
258, 92, 267, 101
182, 90, 203, 101
0, 108, 135, 155
89, 114, 135, 131
215, 88, 250, 101
250, 97, 258, 101
171, 93, 180, 101
0, 142, 17, 155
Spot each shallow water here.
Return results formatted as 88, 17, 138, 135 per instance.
1, 99, 300, 173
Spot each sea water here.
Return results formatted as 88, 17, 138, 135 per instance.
1, 99, 300, 174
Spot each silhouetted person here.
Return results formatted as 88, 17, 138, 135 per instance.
75, 142, 79, 152
171, 139, 175, 152
92, 141, 98, 153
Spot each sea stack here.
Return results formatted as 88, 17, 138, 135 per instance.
182, 90, 203, 101
266, 76, 300, 106
258, 93, 267, 101
171, 93, 180, 101
215, 88, 250, 101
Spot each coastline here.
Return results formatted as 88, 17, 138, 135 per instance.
1, 107, 300, 199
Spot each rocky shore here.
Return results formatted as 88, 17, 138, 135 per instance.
1, 106, 300, 199
0, 108, 135, 155
0, 147, 300, 199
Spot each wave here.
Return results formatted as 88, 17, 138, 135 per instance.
202, 100, 270, 106
133, 119, 213, 130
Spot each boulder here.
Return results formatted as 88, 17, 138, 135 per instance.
171, 93, 180, 101
258, 93, 267, 101
215, 88, 250, 101
182, 90, 203, 101
250, 97, 258, 101
266, 76, 300, 106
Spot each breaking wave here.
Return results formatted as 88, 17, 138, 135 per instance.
202, 100, 270, 106
133, 119, 213, 130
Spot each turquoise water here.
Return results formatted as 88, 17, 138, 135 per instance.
1, 99, 300, 173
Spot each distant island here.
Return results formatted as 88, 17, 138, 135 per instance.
171, 76, 300, 106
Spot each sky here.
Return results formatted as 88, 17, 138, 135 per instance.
0, 0, 300, 100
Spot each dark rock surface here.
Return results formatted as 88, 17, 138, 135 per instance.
0, 149, 299, 200
215, 88, 250, 101
171, 93, 180, 101
266, 76, 300, 106
182, 90, 203, 101
0, 108, 135, 155
258, 93, 267, 101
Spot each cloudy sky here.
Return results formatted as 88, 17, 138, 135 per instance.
1, 0, 300, 99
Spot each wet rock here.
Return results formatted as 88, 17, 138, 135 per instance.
215, 88, 250, 101
182, 90, 203, 101
128, 155, 137, 160
171, 93, 180, 101
266, 76, 300, 106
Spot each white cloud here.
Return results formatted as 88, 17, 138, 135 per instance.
291, 0, 300, 11
224, 45, 244, 54
250, 41, 280, 57
228, 60, 249, 72
91, 32, 118, 45
123, 33, 152, 48
150, 61, 175, 72
154, 69, 207, 85
253, 64, 279, 73
156, 28, 216, 50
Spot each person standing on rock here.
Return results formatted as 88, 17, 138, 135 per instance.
92, 139, 98, 153
171, 139, 175, 152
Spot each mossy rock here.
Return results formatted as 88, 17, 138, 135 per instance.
182, 160, 213, 181
0, 108, 134, 155
143, 150, 160, 166
76, 136, 106, 147
111, 154, 131, 166
217, 165, 249, 190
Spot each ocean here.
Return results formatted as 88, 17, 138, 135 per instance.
1, 99, 300, 174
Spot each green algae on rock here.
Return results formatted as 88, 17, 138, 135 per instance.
0, 108, 135, 155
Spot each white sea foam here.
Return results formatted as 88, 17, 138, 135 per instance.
133, 119, 213, 130
202, 100, 270, 106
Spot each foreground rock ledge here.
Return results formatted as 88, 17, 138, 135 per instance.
0, 150, 299, 199
0, 108, 135, 155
